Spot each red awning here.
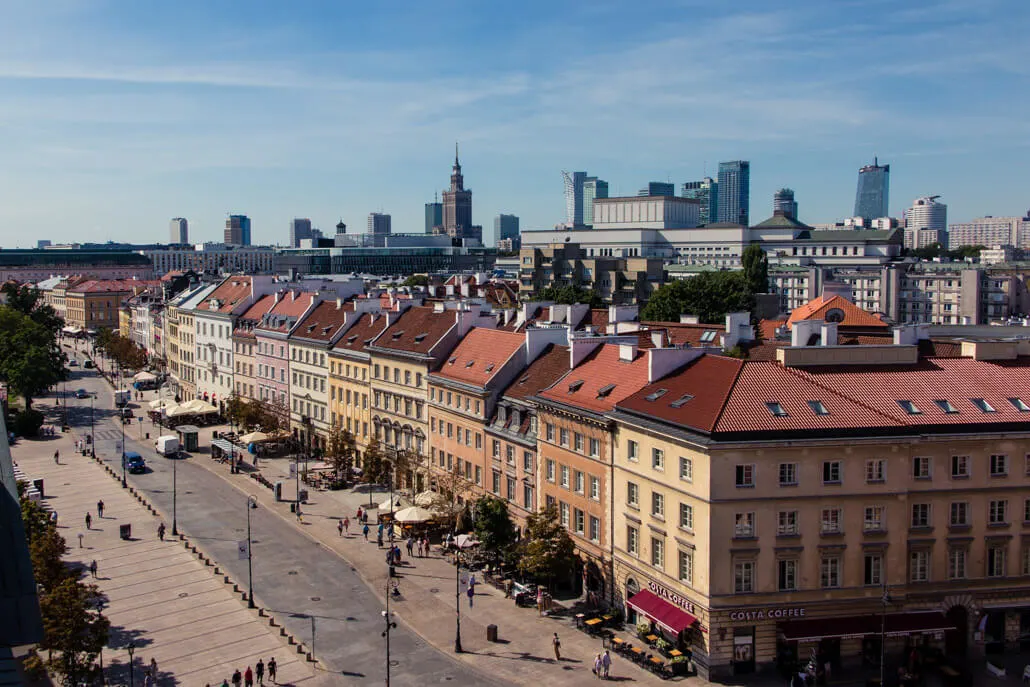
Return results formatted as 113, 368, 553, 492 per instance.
781, 612, 953, 642
626, 590, 697, 635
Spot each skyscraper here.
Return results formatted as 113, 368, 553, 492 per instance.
442, 144, 473, 238
495, 214, 520, 243
224, 215, 251, 245
637, 182, 675, 197
425, 194, 443, 234
854, 158, 890, 220
717, 161, 750, 226
773, 189, 798, 219
289, 218, 312, 248
562, 171, 608, 227
368, 213, 392, 247
903, 196, 948, 249
682, 178, 717, 225
169, 218, 188, 244
583, 177, 608, 227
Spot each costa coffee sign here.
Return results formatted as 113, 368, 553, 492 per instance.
647, 580, 696, 614
729, 607, 806, 622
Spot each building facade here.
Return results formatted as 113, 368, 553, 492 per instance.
717, 161, 750, 227
682, 178, 717, 226
170, 218, 188, 244
140, 244, 275, 277
329, 311, 390, 465
948, 214, 1030, 250
854, 159, 890, 220
225, 215, 252, 246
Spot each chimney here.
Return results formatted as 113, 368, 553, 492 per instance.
680, 314, 700, 325
273, 291, 282, 305
791, 319, 824, 347
569, 338, 602, 369
336, 297, 342, 309
648, 346, 703, 383
650, 330, 665, 349
525, 325, 570, 364
619, 343, 638, 362
820, 322, 838, 347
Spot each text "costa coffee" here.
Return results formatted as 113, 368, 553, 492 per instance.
728, 607, 806, 622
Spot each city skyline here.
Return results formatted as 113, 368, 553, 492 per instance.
0, 1, 1027, 247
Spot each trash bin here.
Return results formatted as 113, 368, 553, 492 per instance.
32, 478, 44, 498
274, 481, 283, 502
487, 624, 498, 642
119, 524, 131, 540
290, 503, 297, 513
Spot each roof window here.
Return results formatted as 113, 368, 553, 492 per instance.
465, 360, 475, 368
414, 333, 427, 343
347, 335, 357, 343
391, 330, 405, 340
518, 375, 530, 385
597, 383, 616, 399
807, 400, 829, 416
933, 399, 959, 414
645, 389, 669, 402
897, 400, 921, 415
669, 394, 694, 408
485, 364, 495, 372
971, 398, 996, 413
307, 324, 316, 332
765, 402, 788, 417
700, 330, 718, 344
568, 380, 584, 393
1008, 397, 1030, 412
448, 357, 457, 365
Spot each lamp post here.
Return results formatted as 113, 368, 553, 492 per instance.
294, 452, 301, 520
120, 417, 127, 487
89, 395, 96, 457
454, 543, 463, 653
171, 447, 179, 536
126, 642, 136, 687
880, 579, 891, 687
246, 494, 257, 609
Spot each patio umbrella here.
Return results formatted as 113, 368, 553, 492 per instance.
149, 398, 175, 410
378, 495, 408, 511
182, 399, 218, 414
454, 534, 480, 549
133, 371, 157, 382
239, 431, 270, 444
393, 506, 435, 523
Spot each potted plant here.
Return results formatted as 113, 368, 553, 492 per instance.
654, 637, 673, 655
636, 621, 652, 639
670, 654, 690, 676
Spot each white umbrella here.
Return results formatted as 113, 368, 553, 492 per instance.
239, 431, 270, 444
133, 371, 157, 382
454, 534, 480, 549
183, 399, 218, 414
377, 495, 407, 511
149, 398, 175, 410
393, 506, 435, 523
165, 404, 191, 418
414, 490, 440, 507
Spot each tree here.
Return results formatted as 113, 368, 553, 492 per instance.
516, 504, 577, 588
402, 275, 429, 287
530, 285, 602, 308
436, 464, 473, 530
362, 438, 386, 485
741, 244, 769, 295
30, 525, 72, 593
325, 425, 356, 482
0, 306, 67, 409
1, 283, 64, 335
640, 271, 754, 324
473, 496, 517, 556
38, 578, 110, 686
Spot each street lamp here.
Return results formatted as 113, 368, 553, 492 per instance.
454, 545, 463, 653
246, 495, 257, 609
89, 395, 96, 458
171, 447, 179, 536
126, 642, 136, 687
880, 579, 891, 687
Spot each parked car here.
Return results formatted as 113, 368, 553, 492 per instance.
83, 360, 94, 369
75, 389, 90, 399
123, 452, 146, 474
68, 359, 78, 367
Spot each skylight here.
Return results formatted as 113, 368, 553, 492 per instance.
448, 357, 457, 365
485, 364, 495, 372
414, 333, 427, 343
897, 400, 921, 415
1008, 397, 1030, 412
933, 399, 959, 414
597, 383, 616, 398
669, 394, 694, 408
465, 360, 475, 368
347, 335, 357, 343
391, 330, 405, 340
645, 389, 669, 402
568, 380, 584, 392
971, 398, 996, 413
807, 400, 829, 416
700, 330, 718, 344
765, 402, 788, 417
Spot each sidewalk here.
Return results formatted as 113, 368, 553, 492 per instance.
11, 425, 320, 686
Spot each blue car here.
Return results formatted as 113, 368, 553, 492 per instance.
123, 452, 146, 474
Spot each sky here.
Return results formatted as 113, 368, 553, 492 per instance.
0, 0, 1027, 247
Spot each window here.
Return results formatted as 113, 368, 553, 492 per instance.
820, 556, 841, 588
1024, 548, 1030, 576
523, 450, 532, 471
679, 550, 693, 584
589, 476, 600, 500
589, 516, 600, 542
574, 471, 584, 494
821, 508, 842, 534
897, 400, 921, 414
911, 503, 931, 528
910, 550, 930, 582
627, 482, 639, 508
779, 463, 798, 486
573, 433, 584, 453
524, 485, 534, 510
651, 538, 664, 568
736, 464, 755, 487
546, 459, 555, 482
734, 561, 754, 593
948, 548, 967, 580
588, 438, 600, 457
651, 492, 665, 517
822, 461, 841, 484
734, 512, 755, 538
652, 448, 664, 470
1009, 397, 1030, 412
491, 471, 501, 494
951, 455, 970, 478
627, 440, 639, 462
765, 402, 788, 417
574, 508, 585, 534
807, 399, 830, 416
506, 477, 516, 501
627, 526, 639, 555
990, 454, 1008, 476
560, 465, 570, 488
864, 506, 885, 532
987, 546, 1007, 578
506, 445, 515, 465
679, 503, 693, 530
864, 554, 883, 586
559, 428, 569, 447
778, 559, 798, 591
545, 423, 554, 442
912, 456, 931, 479
865, 459, 885, 483
559, 502, 569, 528
778, 510, 799, 536
989, 499, 1009, 525
933, 399, 959, 414
679, 457, 693, 482
950, 501, 969, 527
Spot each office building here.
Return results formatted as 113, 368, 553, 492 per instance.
948, 213, 1030, 250
682, 178, 717, 226
584, 176, 609, 227
368, 213, 392, 245
518, 241, 664, 304
717, 160, 750, 226
563, 171, 609, 228
225, 214, 252, 246
442, 144, 474, 238
495, 213, 520, 249
289, 218, 313, 248
139, 244, 275, 276
903, 196, 948, 249
425, 197, 443, 234
36, 240, 52, 249
169, 218, 188, 244
854, 158, 890, 220
637, 182, 675, 197
773, 188, 798, 220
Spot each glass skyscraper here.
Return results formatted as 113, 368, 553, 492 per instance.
425, 201, 443, 234
682, 177, 717, 225
563, 171, 608, 227
854, 158, 890, 220
716, 161, 750, 226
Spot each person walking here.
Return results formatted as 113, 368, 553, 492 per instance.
89, 559, 98, 578
158, 523, 166, 541
467, 584, 474, 608
97, 500, 105, 518
143, 670, 153, 687
150, 657, 158, 677
244, 665, 254, 687
231, 668, 242, 687
593, 654, 603, 678
343, 517, 349, 535
552, 633, 562, 661
406, 536, 414, 557
267, 657, 276, 683
602, 650, 612, 678
468, 573, 476, 595
377, 530, 383, 548
54, 450, 59, 464
362, 523, 370, 541
85, 513, 92, 530
338, 519, 344, 537
255, 659, 264, 686
221, 679, 229, 687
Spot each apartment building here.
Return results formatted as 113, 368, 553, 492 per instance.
329, 312, 391, 465
254, 291, 320, 414
518, 242, 665, 305
232, 294, 276, 403
65, 279, 144, 330
166, 282, 218, 401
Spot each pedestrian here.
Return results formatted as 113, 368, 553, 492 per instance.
158, 523, 166, 541
467, 584, 474, 608
54, 450, 59, 464
468, 573, 476, 594
244, 665, 254, 687
362, 511, 368, 525
231, 668, 242, 687
267, 657, 276, 683
537, 588, 544, 616
362, 524, 369, 541
78, 532, 84, 548
97, 500, 105, 518
423, 535, 430, 556
377, 531, 383, 548
602, 649, 611, 678
150, 657, 158, 677
343, 517, 349, 535
504, 578, 513, 599
552, 633, 561, 661
406, 536, 414, 557
338, 519, 344, 537
50, 510, 58, 526
593, 653, 602, 678
221, 680, 229, 687
89, 559, 98, 578
255, 659, 264, 685
85, 513, 92, 529
144, 670, 153, 687
356, 506, 363, 520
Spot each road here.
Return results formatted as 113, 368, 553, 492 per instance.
60, 353, 499, 687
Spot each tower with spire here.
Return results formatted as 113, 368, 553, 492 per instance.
441, 142, 479, 241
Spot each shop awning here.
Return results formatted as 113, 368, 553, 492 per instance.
627, 590, 697, 635
780, 612, 952, 642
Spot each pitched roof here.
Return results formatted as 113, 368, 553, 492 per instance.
500, 344, 570, 402
238, 293, 276, 323
373, 306, 455, 355
291, 299, 355, 343
752, 213, 811, 229
256, 291, 317, 333
643, 321, 722, 347
787, 294, 887, 330
579, 309, 610, 333
200, 276, 252, 314
332, 312, 390, 354
539, 343, 651, 413
435, 329, 524, 387
67, 279, 136, 294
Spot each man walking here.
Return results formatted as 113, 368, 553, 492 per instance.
267, 657, 276, 683
255, 659, 264, 686
602, 649, 612, 678
85, 513, 92, 529
362, 523, 369, 541
467, 584, 474, 608
89, 559, 98, 578
338, 519, 344, 537
231, 667, 242, 687
54, 450, 59, 464
244, 665, 253, 687
343, 517, 349, 535
552, 633, 562, 661
406, 536, 414, 557
158, 523, 166, 541
97, 500, 105, 518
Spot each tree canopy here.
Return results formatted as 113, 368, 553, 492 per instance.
741, 244, 769, 295
401, 275, 429, 287
640, 271, 755, 324
473, 496, 517, 555
530, 285, 602, 308
906, 243, 986, 261
94, 328, 147, 371
516, 504, 577, 586
0, 305, 66, 409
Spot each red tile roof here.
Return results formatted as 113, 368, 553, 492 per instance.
758, 319, 787, 340
618, 355, 743, 433
787, 294, 887, 329
501, 344, 570, 401
579, 309, 610, 333
332, 312, 391, 353
539, 343, 651, 413
291, 299, 355, 342
372, 306, 455, 355
644, 321, 721, 348
435, 329, 524, 387
238, 293, 276, 323
201, 276, 252, 313
68, 279, 136, 294
256, 291, 318, 333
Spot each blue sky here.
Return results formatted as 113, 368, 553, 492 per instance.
0, 0, 1027, 247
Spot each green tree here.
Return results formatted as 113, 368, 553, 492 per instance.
741, 244, 769, 295
516, 504, 577, 588
325, 425, 356, 482
473, 496, 517, 556
38, 578, 110, 686
641, 271, 754, 324
530, 285, 602, 308
1, 283, 64, 335
362, 438, 386, 485
30, 526, 72, 592
0, 306, 67, 409
401, 275, 429, 287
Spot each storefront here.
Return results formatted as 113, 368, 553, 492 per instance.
622, 576, 707, 673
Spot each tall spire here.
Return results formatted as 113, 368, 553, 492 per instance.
455, 141, 460, 166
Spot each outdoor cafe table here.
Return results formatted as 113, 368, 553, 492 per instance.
646, 634, 659, 643
668, 649, 682, 657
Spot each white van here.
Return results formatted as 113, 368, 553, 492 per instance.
114, 389, 131, 407
155, 435, 180, 457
